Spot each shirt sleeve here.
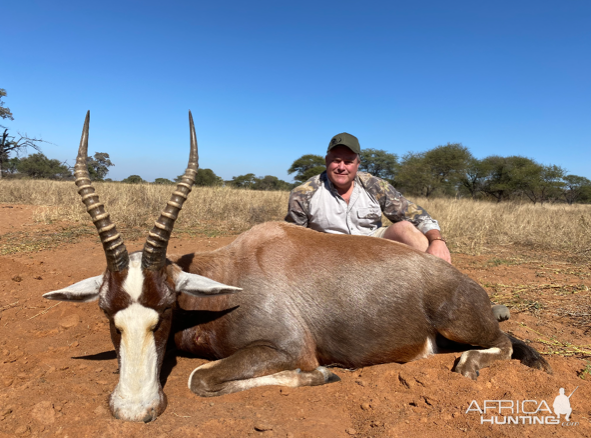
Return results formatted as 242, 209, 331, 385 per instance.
284, 174, 325, 227
359, 173, 440, 234
284, 190, 309, 227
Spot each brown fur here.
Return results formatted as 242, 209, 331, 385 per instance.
164, 222, 551, 398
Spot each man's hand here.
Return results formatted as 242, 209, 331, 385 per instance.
424, 230, 451, 264
426, 240, 451, 264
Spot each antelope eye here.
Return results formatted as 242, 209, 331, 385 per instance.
150, 319, 161, 332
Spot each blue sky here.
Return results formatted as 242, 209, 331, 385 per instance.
2, 1, 590, 182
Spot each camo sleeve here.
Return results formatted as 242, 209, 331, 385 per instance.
284, 173, 324, 227
358, 173, 440, 234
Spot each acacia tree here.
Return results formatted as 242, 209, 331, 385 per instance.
121, 175, 145, 184
251, 175, 292, 191
0, 129, 48, 179
359, 149, 398, 183
175, 168, 223, 186
86, 152, 114, 181
396, 152, 435, 196
459, 158, 492, 199
478, 156, 537, 202
519, 164, 565, 205
423, 143, 472, 196
562, 175, 591, 205
397, 143, 472, 197
227, 173, 257, 189
16, 153, 72, 179
154, 178, 174, 185
288, 154, 325, 183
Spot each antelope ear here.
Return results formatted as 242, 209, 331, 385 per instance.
43, 275, 103, 302
174, 271, 242, 297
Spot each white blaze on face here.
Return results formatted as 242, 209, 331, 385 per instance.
123, 253, 145, 301
110, 303, 162, 421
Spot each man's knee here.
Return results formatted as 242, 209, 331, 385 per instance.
382, 221, 428, 251
389, 220, 414, 232
384, 221, 422, 239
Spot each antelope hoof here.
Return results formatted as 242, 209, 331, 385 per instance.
315, 366, 341, 385
454, 355, 479, 381
492, 305, 510, 322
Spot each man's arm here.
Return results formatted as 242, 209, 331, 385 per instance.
425, 229, 451, 264
284, 174, 325, 227
284, 191, 309, 227
359, 173, 451, 263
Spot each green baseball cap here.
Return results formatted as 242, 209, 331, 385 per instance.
327, 132, 361, 154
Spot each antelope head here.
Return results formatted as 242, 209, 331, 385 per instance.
43, 112, 240, 422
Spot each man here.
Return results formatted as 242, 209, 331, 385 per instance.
285, 132, 452, 263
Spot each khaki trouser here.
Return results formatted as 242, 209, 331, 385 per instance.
370, 226, 389, 239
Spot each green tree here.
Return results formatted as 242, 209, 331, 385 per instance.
359, 148, 398, 182
153, 178, 174, 185
0, 88, 14, 121
519, 164, 565, 205
562, 175, 591, 205
87, 152, 114, 181
288, 154, 325, 183
459, 158, 491, 199
479, 156, 538, 202
175, 168, 223, 187
16, 153, 72, 179
196, 169, 223, 187
252, 175, 293, 191
1, 129, 46, 179
4, 157, 19, 175
121, 175, 145, 184
425, 143, 473, 195
396, 152, 434, 196
227, 173, 257, 189
397, 143, 472, 197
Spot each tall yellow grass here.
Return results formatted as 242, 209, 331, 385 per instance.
0, 180, 289, 234
414, 197, 591, 256
1, 180, 590, 257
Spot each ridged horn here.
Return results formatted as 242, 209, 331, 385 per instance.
74, 111, 129, 272
141, 111, 199, 270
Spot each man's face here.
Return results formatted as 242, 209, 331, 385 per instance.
325, 146, 360, 190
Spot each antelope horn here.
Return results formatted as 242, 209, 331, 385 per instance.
74, 111, 129, 272
142, 111, 199, 270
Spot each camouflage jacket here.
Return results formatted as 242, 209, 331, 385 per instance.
285, 171, 440, 235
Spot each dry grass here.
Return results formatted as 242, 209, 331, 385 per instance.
413, 197, 591, 258
0, 180, 289, 235
1, 180, 590, 258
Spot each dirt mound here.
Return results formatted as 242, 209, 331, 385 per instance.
1, 205, 589, 437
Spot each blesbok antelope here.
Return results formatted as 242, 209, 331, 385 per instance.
44, 112, 552, 423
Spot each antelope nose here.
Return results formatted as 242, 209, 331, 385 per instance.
142, 409, 156, 423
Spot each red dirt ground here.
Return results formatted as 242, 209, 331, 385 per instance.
1, 204, 590, 438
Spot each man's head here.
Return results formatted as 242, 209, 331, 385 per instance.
325, 133, 360, 190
